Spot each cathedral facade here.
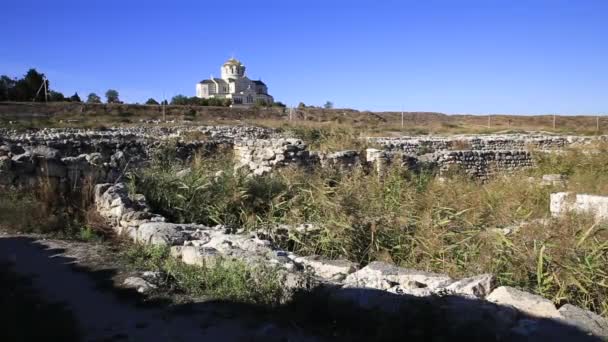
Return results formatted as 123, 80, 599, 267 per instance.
195, 58, 274, 107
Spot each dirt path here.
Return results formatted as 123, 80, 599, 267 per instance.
0, 234, 316, 342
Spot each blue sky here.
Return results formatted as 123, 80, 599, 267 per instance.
2, 0, 607, 114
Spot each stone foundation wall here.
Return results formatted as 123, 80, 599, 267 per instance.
93, 182, 608, 339
433, 150, 534, 179
234, 138, 316, 175
369, 134, 604, 154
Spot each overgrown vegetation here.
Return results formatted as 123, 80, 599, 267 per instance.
0, 177, 104, 239
130, 143, 608, 316
123, 244, 285, 306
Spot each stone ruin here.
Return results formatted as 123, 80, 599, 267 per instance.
94, 181, 608, 339
2, 126, 608, 338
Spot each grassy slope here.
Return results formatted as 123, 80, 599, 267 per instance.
1, 101, 608, 135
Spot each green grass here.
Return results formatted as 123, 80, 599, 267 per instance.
122, 244, 286, 306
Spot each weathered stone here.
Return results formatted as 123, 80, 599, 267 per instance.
123, 276, 157, 293
486, 286, 561, 319
30, 145, 61, 159
343, 261, 453, 291
136, 222, 193, 246
558, 304, 608, 339
551, 192, 608, 221
181, 246, 222, 266
508, 318, 599, 342
295, 255, 357, 281
170, 246, 184, 259
444, 273, 494, 298
541, 174, 567, 187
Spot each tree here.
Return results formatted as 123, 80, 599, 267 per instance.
48, 91, 65, 102
7, 69, 48, 102
0, 76, 15, 101
87, 93, 101, 104
145, 98, 159, 105
323, 101, 334, 109
272, 101, 286, 108
297, 102, 306, 109
105, 89, 120, 103
69, 92, 81, 102
170, 95, 189, 105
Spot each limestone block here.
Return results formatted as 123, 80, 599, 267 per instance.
123, 276, 157, 293
551, 192, 608, 221
444, 273, 494, 298
558, 304, 608, 339
295, 255, 358, 281
343, 261, 453, 291
136, 222, 193, 246
486, 286, 561, 319
181, 246, 222, 266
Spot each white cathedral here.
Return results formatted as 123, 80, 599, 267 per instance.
195, 58, 274, 107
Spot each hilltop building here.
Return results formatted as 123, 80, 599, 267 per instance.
196, 58, 274, 107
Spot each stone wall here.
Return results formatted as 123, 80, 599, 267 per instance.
233, 138, 316, 175
1, 127, 599, 183
433, 150, 534, 180
0, 144, 122, 188
368, 134, 604, 154
93, 182, 608, 339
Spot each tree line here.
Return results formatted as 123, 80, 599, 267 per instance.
1, 68, 287, 108
0, 68, 121, 104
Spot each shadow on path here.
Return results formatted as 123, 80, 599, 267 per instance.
0, 236, 601, 342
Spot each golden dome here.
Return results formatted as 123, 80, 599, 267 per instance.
223, 58, 243, 66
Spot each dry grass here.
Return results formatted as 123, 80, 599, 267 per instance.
129, 145, 608, 316
0, 176, 104, 237
3, 102, 608, 136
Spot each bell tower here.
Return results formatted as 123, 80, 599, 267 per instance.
221, 57, 245, 80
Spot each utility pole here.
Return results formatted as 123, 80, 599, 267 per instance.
33, 76, 48, 102
597, 115, 600, 132
401, 109, 404, 129
162, 92, 166, 122
553, 114, 556, 130
488, 115, 491, 129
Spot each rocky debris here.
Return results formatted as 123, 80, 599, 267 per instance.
123, 276, 157, 293
550, 192, 608, 221
558, 304, 608, 339
486, 286, 561, 319
294, 255, 358, 281
136, 222, 196, 246
343, 261, 453, 293
444, 273, 494, 298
